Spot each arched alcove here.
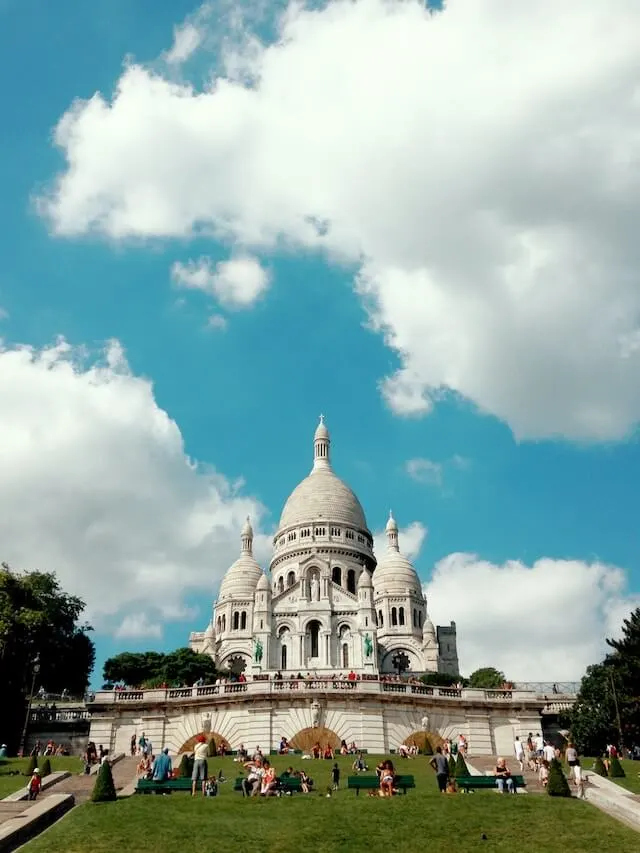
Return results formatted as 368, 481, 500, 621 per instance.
402, 731, 444, 754
289, 726, 341, 753
178, 731, 229, 754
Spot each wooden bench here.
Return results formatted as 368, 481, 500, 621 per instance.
233, 775, 304, 794
456, 775, 526, 793
135, 777, 193, 794
347, 775, 415, 795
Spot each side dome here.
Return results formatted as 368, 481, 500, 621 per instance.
218, 517, 263, 600
373, 512, 422, 595
277, 416, 369, 531
256, 571, 270, 591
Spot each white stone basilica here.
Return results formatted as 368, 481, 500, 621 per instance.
190, 417, 459, 678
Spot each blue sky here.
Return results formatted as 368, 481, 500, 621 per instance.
1, 0, 639, 684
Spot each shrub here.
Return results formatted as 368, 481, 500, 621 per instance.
609, 755, 626, 778
24, 755, 37, 776
178, 754, 192, 778
207, 738, 217, 757
593, 756, 608, 777
454, 752, 469, 777
91, 761, 117, 802
421, 738, 433, 756
40, 758, 51, 778
448, 755, 456, 777
547, 758, 571, 797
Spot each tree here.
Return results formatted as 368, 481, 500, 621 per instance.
609, 755, 626, 778
91, 761, 116, 802
448, 755, 456, 776
419, 672, 463, 687
454, 752, 469, 777
178, 754, 192, 778
593, 756, 608, 777
103, 647, 218, 688
40, 758, 51, 778
468, 667, 506, 689
0, 564, 94, 753
24, 755, 37, 776
207, 738, 217, 757
547, 758, 571, 797
568, 607, 640, 753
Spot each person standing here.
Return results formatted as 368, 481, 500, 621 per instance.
514, 736, 525, 772
430, 746, 449, 793
191, 735, 209, 796
331, 762, 340, 791
565, 742, 581, 786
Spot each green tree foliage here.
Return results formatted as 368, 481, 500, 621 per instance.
207, 738, 217, 757
547, 758, 571, 797
40, 758, 51, 778
593, 756, 608, 777
91, 761, 117, 802
178, 754, 192, 778
24, 755, 37, 776
468, 667, 506, 689
419, 672, 463, 687
454, 752, 469, 777
103, 647, 219, 688
609, 755, 626, 778
448, 755, 456, 776
0, 564, 95, 752
569, 607, 640, 754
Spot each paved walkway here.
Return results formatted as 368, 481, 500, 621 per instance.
49, 756, 138, 805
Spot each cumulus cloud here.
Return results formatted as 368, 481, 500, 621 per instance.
373, 520, 427, 562
207, 313, 228, 331
0, 337, 271, 636
171, 256, 270, 308
164, 23, 203, 65
37, 0, 640, 440
424, 554, 640, 681
405, 458, 442, 485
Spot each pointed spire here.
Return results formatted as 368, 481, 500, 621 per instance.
386, 510, 399, 551
240, 516, 253, 555
312, 414, 331, 471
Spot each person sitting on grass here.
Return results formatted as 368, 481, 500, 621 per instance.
242, 759, 263, 797
137, 754, 152, 779
260, 761, 277, 796
495, 757, 515, 794
28, 768, 41, 801
312, 742, 321, 759
379, 760, 396, 798
323, 744, 334, 759
445, 779, 458, 794
204, 775, 218, 797
298, 770, 312, 793
352, 752, 367, 773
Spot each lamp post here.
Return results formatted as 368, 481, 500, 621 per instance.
19, 654, 40, 757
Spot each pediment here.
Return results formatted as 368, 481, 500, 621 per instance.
273, 587, 302, 609
330, 586, 358, 609
299, 553, 329, 569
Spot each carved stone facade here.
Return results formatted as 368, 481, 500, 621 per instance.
190, 417, 458, 677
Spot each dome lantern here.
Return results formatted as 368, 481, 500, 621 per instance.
313, 414, 331, 471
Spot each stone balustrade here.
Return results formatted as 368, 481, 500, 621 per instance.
89, 679, 576, 708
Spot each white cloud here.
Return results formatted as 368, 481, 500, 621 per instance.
207, 313, 228, 330
115, 613, 162, 640
38, 0, 640, 441
405, 458, 442, 485
0, 337, 271, 637
164, 23, 204, 66
0, 308, 8, 321
373, 520, 427, 563
171, 256, 270, 308
424, 554, 640, 681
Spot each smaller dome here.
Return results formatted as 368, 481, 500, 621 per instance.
314, 416, 329, 440
423, 617, 436, 637
219, 554, 262, 599
357, 569, 373, 588
256, 572, 270, 591
373, 552, 421, 595
385, 511, 398, 533
241, 516, 253, 537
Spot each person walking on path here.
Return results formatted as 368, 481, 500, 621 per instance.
514, 736, 525, 772
430, 746, 449, 793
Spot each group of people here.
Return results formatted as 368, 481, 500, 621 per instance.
28, 739, 69, 758
241, 753, 313, 797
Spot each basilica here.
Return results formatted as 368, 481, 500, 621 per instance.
190, 417, 459, 677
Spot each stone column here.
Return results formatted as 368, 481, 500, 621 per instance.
323, 632, 331, 667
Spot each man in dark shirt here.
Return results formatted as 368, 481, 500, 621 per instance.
430, 747, 449, 793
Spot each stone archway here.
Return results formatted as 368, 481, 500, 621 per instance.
403, 731, 444, 754
290, 726, 341, 753
178, 731, 229, 755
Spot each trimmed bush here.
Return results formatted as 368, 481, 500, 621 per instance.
207, 738, 217, 757
421, 738, 433, 756
91, 761, 116, 802
178, 754, 192, 778
40, 758, 51, 778
448, 755, 456, 777
609, 755, 626, 778
593, 756, 608, 777
24, 755, 37, 776
547, 758, 571, 797
454, 752, 469, 777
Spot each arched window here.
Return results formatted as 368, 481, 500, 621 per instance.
287, 571, 295, 588
232, 611, 239, 630
332, 566, 342, 586
308, 620, 321, 658
342, 643, 349, 668
378, 610, 383, 627
391, 607, 398, 626
222, 614, 226, 632
399, 607, 405, 626
240, 611, 247, 630
281, 645, 287, 670
413, 609, 417, 627
277, 576, 284, 594
346, 569, 356, 594
216, 617, 221, 632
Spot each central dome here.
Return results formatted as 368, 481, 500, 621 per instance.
279, 468, 368, 530
277, 416, 369, 532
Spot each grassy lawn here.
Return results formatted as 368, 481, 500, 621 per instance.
22, 755, 640, 853
0, 757, 82, 799
581, 757, 640, 795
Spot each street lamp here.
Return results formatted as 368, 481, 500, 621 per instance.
19, 654, 40, 757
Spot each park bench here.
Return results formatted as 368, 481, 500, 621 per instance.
135, 777, 193, 794
347, 774, 415, 795
233, 775, 304, 794
456, 775, 526, 793
269, 749, 303, 756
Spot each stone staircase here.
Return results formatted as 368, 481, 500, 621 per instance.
466, 754, 545, 793
40, 756, 139, 806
